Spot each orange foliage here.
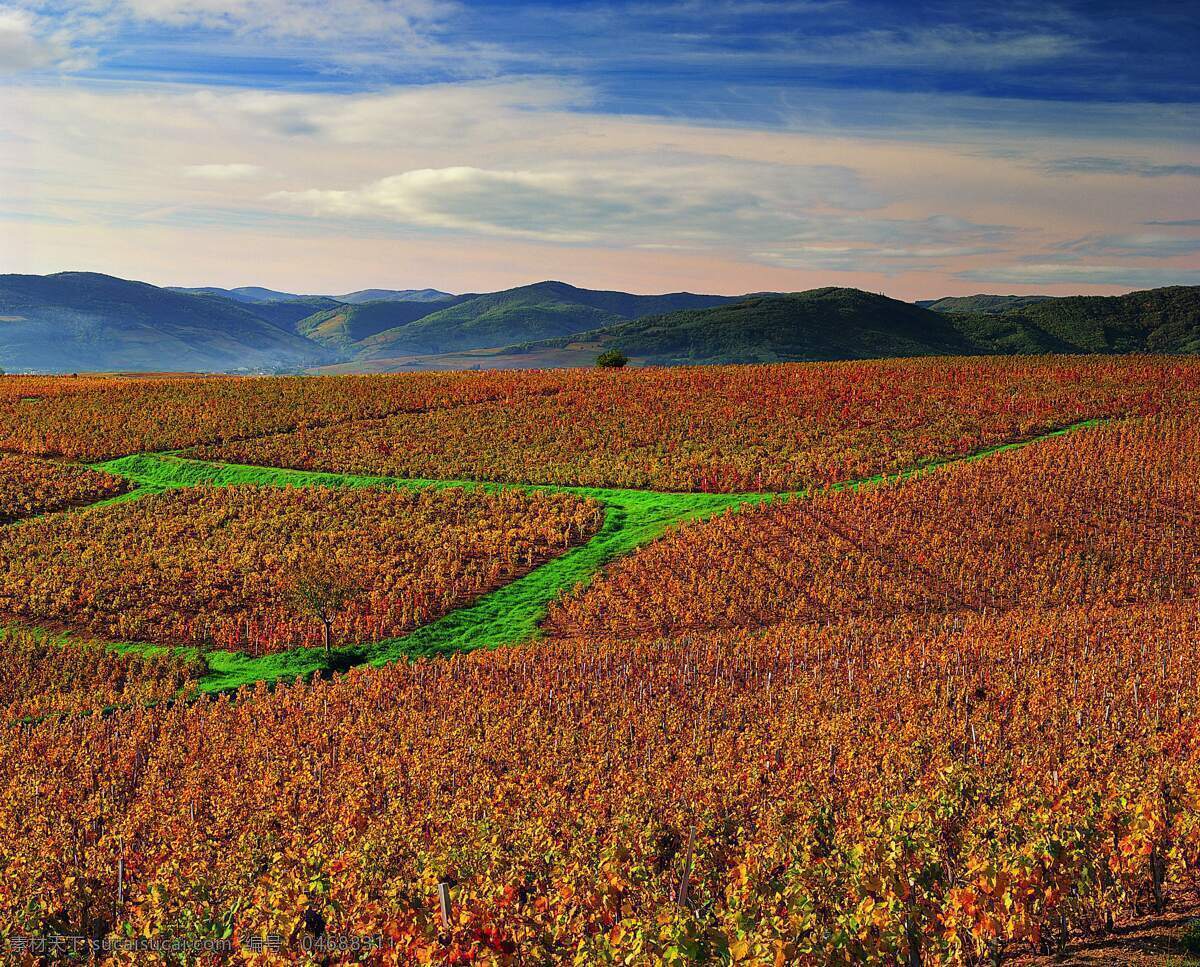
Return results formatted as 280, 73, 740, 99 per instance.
190, 357, 1197, 491
0, 455, 127, 523
0, 628, 203, 720
0, 485, 602, 653
0, 362, 1198, 964
0, 371, 565, 462
0, 603, 1196, 963
546, 415, 1200, 638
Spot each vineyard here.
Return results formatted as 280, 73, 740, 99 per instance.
545, 415, 1200, 638
2, 603, 1197, 963
0, 371, 561, 462
0, 358, 1198, 964
0, 484, 602, 655
0, 628, 203, 721
1, 356, 1186, 492
0, 456, 127, 523
186, 356, 1187, 492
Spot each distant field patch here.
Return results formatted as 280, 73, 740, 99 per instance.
0, 627, 204, 720
189, 356, 1193, 492
0, 454, 127, 523
546, 415, 1200, 637
0, 484, 602, 654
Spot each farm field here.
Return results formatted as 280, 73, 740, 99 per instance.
0, 455, 127, 523
0, 485, 602, 656
546, 415, 1200, 637
187, 356, 1187, 492
0, 356, 1199, 964
0, 628, 203, 721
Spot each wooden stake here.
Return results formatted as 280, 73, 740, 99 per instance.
438, 881, 452, 930
675, 826, 696, 907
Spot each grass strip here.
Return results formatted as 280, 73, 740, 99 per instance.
4, 416, 1102, 695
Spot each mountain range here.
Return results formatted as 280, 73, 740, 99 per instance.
0, 273, 332, 372
1, 272, 1197, 373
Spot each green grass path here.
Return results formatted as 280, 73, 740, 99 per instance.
90, 454, 768, 690
2, 416, 1102, 695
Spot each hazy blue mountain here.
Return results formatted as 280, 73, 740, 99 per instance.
334, 288, 455, 304
168, 285, 309, 304
0, 273, 332, 372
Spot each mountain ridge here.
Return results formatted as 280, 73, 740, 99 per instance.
3, 273, 1198, 373
500, 284, 1200, 367
0, 272, 333, 373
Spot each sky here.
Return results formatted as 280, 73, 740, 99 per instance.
1, 0, 1198, 299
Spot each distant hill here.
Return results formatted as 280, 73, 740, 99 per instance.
504, 285, 1200, 367
0, 273, 333, 373
981, 286, 1200, 354
511, 288, 1025, 366
235, 296, 346, 330
352, 281, 738, 359
919, 294, 1054, 313
168, 285, 307, 304
172, 285, 456, 305
334, 288, 455, 304
7, 274, 1197, 374
297, 297, 473, 351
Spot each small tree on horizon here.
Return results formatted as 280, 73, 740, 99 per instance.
286, 564, 358, 656
596, 349, 629, 369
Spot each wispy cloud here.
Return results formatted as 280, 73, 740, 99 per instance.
0, 5, 84, 72
182, 162, 263, 180
1041, 156, 1200, 178
270, 161, 876, 245
958, 264, 1200, 287
750, 215, 1015, 273
115, 0, 450, 39
9, 0, 497, 77
779, 25, 1083, 69
1051, 232, 1200, 259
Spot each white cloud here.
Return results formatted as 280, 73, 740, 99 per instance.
182, 162, 263, 180
269, 161, 877, 245
0, 5, 67, 72
72, 0, 450, 40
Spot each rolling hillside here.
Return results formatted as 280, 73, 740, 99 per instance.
353, 281, 737, 358
0, 273, 333, 373
335, 288, 455, 304
918, 294, 1053, 313
297, 297, 473, 351
231, 296, 345, 330
506, 285, 1200, 367
984, 286, 1200, 354
5, 274, 1198, 373
506, 288, 1053, 366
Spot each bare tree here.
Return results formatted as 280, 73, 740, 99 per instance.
286, 565, 358, 656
